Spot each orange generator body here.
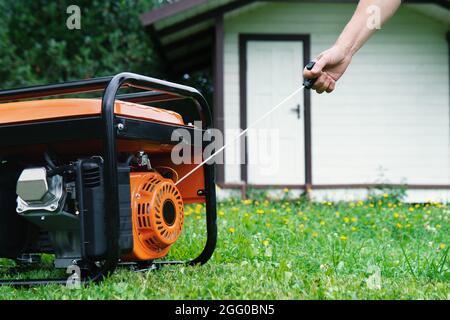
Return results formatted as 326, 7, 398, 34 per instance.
0, 73, 217, 286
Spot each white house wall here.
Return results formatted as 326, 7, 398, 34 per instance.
223, 3, 450, 193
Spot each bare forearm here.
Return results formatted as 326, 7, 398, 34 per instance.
303, 0, 401, 93
336, 0, 401, 56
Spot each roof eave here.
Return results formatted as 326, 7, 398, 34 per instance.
140, 0, 211, 26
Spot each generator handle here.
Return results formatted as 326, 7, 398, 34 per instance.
0, 75, 211, 125
93, 73, 217, 281
0, 73, 217, 284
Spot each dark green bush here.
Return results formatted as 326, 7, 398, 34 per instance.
0, 0, 168, 88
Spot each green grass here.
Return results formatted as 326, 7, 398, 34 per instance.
0, 193, 449, 299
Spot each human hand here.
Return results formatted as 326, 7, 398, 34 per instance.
303, 45, 352, 93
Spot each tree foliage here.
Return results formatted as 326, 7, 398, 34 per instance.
0, 0, 167, 88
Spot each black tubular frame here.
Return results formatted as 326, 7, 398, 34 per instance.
0, 73, 217, 286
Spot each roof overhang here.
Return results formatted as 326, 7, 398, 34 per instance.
141, 0, 450, 75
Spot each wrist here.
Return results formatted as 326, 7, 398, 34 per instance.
333, 42, 356, 58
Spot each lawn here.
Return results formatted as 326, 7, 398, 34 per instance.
0, 191, 449, 299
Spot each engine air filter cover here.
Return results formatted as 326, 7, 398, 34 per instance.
125, 172, 184, 261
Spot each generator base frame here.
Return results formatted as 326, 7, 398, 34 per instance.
0, 73, 217, 286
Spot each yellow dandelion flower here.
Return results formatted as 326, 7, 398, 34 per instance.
340, 235, 348, 241
439, 243, 446, 250
351, 226, 357, 232
369, 203, 374, 208
265, 223, 271, 228
312, 232, 318, 238
303, 216, 308, 221
396, 223, 403, 229
393, 213, 399, 219
335, 211, 340, 218
343, 217, 350, 223
262, 240, 270, 246
218, 210, 225, 217
244, 213, 250, 218
299, 224, 305, 229
383, 193, 388, 198
298, 211, 304, 216
320, 220, 325, 226
256, 209, 264, 215
283, 187, 289, 193
283, 218, 289, 225
228, 227, 235, 233
436, 224, 441, 229
408, 207, 415, 212
351, 217, 358, 223
387, 203, 392, 207
271, 208, 276, 213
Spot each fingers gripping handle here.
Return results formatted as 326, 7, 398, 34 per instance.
303, 61, 317, 89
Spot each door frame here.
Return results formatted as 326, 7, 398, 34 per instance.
239, 33, 312, 188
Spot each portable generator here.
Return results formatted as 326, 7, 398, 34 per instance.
0, 73, 217, 286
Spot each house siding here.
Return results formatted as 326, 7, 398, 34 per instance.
223, 3, 450, 194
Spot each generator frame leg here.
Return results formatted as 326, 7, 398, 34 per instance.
0, 73, 217, 287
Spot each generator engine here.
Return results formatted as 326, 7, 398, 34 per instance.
0, 153, 184, 269
0, 74, 217, 286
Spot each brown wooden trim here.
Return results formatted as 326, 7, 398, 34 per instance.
140, 0, 210, 26
218, 183, 450, 190
447, 31, 450, 147
156, 0, 254, 37
238, 35, 248, 183
313, 184, 450, 190
302, 36, 312, 187
236, 184, 306, 190
217, 183, 247, 198
447, 31, 450, 156
238, 33, 312, 186
213, 16, 225, 184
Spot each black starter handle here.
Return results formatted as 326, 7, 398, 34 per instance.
303, 61, 317, 89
